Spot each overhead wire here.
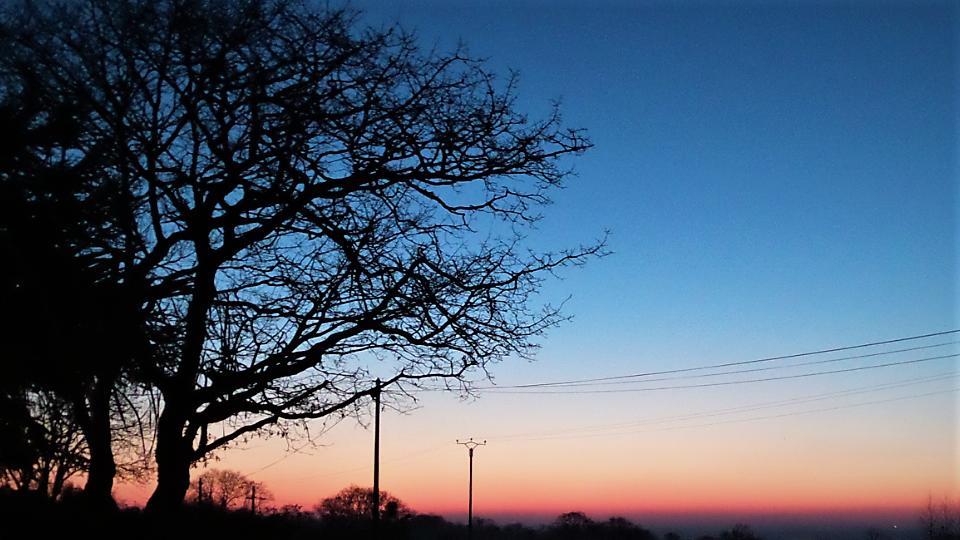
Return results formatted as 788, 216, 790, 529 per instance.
292, 443, 449, 483
479, 329, 959, 390
499, 386, 960, 442
482, 353, 959, 394
240, 330, 958, 478
489, 371, 958, 441
497, 340, 958, 389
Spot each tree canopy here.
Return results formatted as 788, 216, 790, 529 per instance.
189, 468, 271, 510
1, 0, 598, 509
315, 485, 411, 522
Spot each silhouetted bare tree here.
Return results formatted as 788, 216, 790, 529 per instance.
548, 513, 655, 540
554, 512, 594, 530
720, 524, 760, 540
0, 391, 86, 499
316, 485, 411, 522
2, 0, 599, 512
921, 497, 960, 540
0, 89, 158, 504
188, 468, 271, 510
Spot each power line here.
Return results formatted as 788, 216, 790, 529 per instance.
483, 353, 959, 394
508, 341, 957, 389
650, 387, 958, 433
243, 331, 959, 479
291, 443, 449, 483
246, 438, 321, 477
490, 371, 958, 441
499, 386, 959, 442
483, 329, 959, 390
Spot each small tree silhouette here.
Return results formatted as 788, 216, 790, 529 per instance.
554, 512, 593, 529
315, 485, 412, 522
0, 391, 87, 499
720, 524, 760, 540
921, 497, 960, 540
189, 469, 271, 510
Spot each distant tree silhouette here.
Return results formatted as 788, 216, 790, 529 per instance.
921, 497, 960, 540
600, 517, 656, 540
2, 0, 598, 512
554, 512, 594, 529
720, 524, 760, 540
550, 511, 594, 540
315, 485, 411, 522
0, 391, 86, 498
548, 513, 655, 540
271, 504, 312, 520
189, 469, 271, 510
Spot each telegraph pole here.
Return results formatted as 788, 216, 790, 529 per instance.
372, 378, 382, 530
456, 438, 486, 539
247, 484, 262, 514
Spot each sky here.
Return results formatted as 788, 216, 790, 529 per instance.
119, 0, 958, 526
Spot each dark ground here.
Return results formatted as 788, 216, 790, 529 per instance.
0, 490, 925, 540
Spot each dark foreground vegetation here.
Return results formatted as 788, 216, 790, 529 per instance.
3, 488, 960, 540
0, 488, 692, 540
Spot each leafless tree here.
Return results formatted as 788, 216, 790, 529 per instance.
0, 391, 87, 499
0, 124, 155, 505
316, 485, 412, 522
921, 497, 960, 540
2, 0, 600, 511
188, 468, 271, 510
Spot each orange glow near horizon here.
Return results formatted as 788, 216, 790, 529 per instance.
113, 386, 959, 523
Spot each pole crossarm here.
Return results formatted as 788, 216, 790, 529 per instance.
246, 484, 268, 515
456, 438, 487, 451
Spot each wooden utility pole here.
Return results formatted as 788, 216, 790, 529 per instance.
456, 438, 486, 540
372, 378, 382, 530
247, 484, 257, 514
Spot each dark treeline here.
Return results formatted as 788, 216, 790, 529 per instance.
0, 486, 734, 540
4, 487, 959, 540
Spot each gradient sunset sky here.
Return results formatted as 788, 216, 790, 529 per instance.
118, 0, 958, 523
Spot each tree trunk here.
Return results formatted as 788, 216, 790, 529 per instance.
51, 462, 67, 499
78, 376, 118, 507
145, 408, 192, 512
146, 265, 213, 513
83, 424, 117, 505
36, 457, 50, 495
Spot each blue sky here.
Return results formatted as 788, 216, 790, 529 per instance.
348, 0, 959, 508
347, 0, 957, 378
135, 0, 959, 520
